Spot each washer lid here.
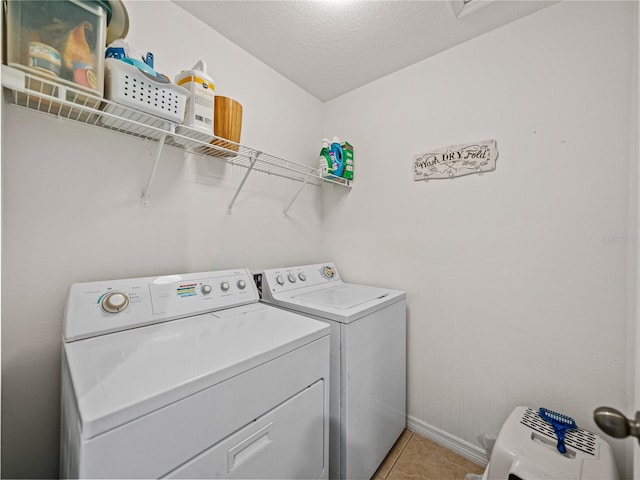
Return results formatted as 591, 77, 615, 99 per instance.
280, 283, 406, 323
294, 284, 388, 309
63, 303, 329, 439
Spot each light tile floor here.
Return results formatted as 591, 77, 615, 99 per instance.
373, 430, 486, 480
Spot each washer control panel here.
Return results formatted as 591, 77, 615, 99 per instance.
262, 263, 341, 295
64, 268, 259, 342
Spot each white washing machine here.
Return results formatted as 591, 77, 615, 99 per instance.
261, 263, 407, 480
60, 268, 330, 479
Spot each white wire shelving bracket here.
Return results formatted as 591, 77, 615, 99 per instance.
140, 132, 167, 207
283, 174, 312, 217
227, 150, 258, 214
1, 64, 352, 212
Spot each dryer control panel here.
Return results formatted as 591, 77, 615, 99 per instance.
64, 269, 259, 342
262, 263, 341, 296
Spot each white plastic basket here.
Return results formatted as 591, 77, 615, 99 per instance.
103, 58, 188, 124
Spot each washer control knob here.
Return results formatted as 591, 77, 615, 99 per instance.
298, 272, 307, 281
201, 284, 212, 295
287, 273, 296, 283
276, 274, 285, 286
237, 279, 247, 290
102, 292, 129, 313
220, 281, 230, 292
322, 266, 335, 279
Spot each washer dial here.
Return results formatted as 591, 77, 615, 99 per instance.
101, 292, 129, 313
237, 279, 247, 290
220, 281, 230, 292
287, 273, 296, 283
322, 266, 335, 279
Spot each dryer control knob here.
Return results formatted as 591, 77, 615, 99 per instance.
276, 274, 285, 286
287, 273, 296, 283
298, 272, 307, 281
102, 292, 129, 313
220, 281, 230, 292
201, 284, 212, 295
237, 280, 247, 290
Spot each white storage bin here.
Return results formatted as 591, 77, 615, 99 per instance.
102, 58, 189, 125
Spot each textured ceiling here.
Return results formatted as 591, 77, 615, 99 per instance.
173, 0, 555, 102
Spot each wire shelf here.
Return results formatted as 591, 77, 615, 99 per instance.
1, 64, 352, 209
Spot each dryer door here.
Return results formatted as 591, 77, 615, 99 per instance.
164, 380, 325, 479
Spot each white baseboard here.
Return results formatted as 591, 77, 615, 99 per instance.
407, 415, 489, 468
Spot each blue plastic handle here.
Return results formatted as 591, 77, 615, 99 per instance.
538, 407, 577, 454
144, 52, 154, 68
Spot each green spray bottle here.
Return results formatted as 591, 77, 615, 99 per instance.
319, 138, 332, 177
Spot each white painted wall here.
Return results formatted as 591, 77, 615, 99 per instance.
631, 1, 640, 477
2, 1, 638, 478
0, 1, 324, 477
322, 1, 636, 476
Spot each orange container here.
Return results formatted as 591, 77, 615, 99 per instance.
211, 96, 242, 156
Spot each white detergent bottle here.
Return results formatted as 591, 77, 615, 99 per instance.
319, 138, 332, 177
174, 60, 215, 135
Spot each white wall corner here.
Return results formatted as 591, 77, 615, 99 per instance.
407, 415, 489, 468
448, 0, 493, 19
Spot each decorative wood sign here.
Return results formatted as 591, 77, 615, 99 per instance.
413, 140, 498, 180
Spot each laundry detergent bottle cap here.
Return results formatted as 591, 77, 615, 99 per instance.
176, 60, 212, 79
192, 59, 206, 72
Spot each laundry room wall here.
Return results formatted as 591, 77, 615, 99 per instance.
322, 0, 637, 476
1, 1, 325, 478
632, 2, 640, 476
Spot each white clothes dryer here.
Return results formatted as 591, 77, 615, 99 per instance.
261, 263, 407, 480
60, 268, 330, 479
